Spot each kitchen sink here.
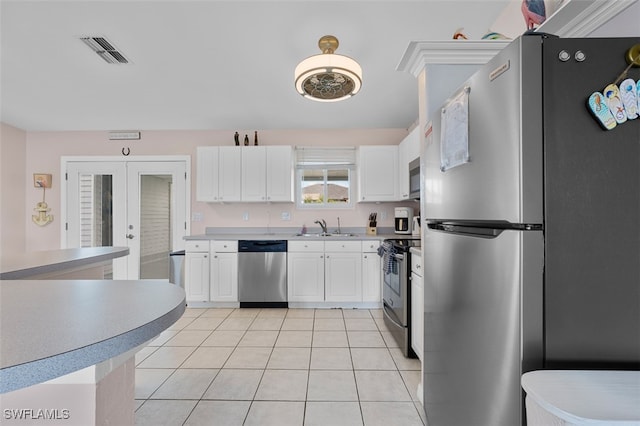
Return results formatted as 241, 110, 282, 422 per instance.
294, 233, 357, 237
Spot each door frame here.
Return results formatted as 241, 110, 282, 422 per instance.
60, 155, 191, 277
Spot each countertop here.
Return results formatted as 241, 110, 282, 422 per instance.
0, 279, 185, 393
0, 246, 129, 280
185, 227, 400, 242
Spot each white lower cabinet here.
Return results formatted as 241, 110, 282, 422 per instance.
287, 241, 325, 302
411, 249, 423, 360
288, 252, 325, 302
325, 252, 362, 302
210, 241, 238, 302
185, 241, 210, 302
325, 241, 362, 302
362, 240, 382, 303
289, 240, 378, 304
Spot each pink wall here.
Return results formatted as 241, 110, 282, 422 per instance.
1, 123, 27, 254
23, 128, 413, 251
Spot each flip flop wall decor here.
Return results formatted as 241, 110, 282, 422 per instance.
588, 91, 617, 130
587, 79, 640, 130
619, 78, 638, 120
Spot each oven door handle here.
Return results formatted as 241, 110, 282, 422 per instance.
383, 302, 404, 329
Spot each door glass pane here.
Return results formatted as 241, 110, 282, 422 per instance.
139, 174, 173, 279
79, 173, 114, 277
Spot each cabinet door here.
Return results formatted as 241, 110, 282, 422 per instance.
185, 252, 210, 302
398, 138, 410, 200
288, 252, 324, 302
218, 147, 242, 202
211, 252, 238, 302
266, 146, 293, 202
398, 128, 420, 200
358, 145, 398, 201
411, 272, 423, 360
241, 146, 266, 201
196, 147, 219, 201
325, 252, 362, 302
362, 253, 382, 303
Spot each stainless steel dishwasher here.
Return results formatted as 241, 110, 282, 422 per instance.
238, 240, 288, 308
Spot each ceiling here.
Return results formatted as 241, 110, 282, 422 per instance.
1, 1, 515, 132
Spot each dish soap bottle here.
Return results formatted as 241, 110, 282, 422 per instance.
301, 224, 307, 234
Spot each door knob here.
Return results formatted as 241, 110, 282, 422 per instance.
126, 234, 135, 239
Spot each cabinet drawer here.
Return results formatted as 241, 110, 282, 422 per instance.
288, 240, 324, 252
212, 240, 238, 252
185, 240, 210, 252
411, 251, 423, 276
361, 240, 381, 253
324, 240, 361, 252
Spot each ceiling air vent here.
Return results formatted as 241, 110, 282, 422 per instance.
79, 36, 129, 64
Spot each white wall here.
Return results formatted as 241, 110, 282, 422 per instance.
23, 128, 411, 251
0, 123, 27, 254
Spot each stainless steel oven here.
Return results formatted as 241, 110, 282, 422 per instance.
380, 238, 420, 358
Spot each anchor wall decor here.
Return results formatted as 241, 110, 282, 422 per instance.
32, 173, 53, 226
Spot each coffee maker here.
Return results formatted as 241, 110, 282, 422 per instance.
394, 207, 413, 234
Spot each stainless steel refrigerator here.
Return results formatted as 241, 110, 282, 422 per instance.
422, 34, 640, 426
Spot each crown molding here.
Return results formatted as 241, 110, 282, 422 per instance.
397, 40, 510, 77
397, 0, 638, 77
537, 0, 638, 37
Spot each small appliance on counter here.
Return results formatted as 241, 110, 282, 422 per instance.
412, 216, 421, 237
394, 207, 413, 234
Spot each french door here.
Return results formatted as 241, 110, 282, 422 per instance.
63, 157, 189, 280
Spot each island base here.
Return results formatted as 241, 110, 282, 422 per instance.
0, 357, 135, 425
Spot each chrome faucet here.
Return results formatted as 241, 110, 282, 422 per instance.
315, 219, 328, 235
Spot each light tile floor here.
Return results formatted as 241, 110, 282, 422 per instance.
135, 307, 426, 426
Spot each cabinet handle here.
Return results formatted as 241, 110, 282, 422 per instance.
320, 255, 323, 258
417, 264, 421, 269
214, 255, 218, 258
364, 255, 368, 258
204, 255, 208, 258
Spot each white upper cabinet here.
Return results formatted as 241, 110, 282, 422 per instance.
398, 127, 420, 200
218, 147, 242, 202
241, 146, 267, 201
266, 145, 293, 202
241, 146, 293, 202
196, 146, 241, 202
357, 145, 399, 202
196, 146, 219, 202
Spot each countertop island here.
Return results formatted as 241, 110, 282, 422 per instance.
0, 279, 185, 394
0, 246, 129, 280
0, 247, 184, 425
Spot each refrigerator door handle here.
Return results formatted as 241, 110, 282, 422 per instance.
427, 220, 542, 238
427, 222, 504, 238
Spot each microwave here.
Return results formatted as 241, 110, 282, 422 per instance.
409, 157, 420, 199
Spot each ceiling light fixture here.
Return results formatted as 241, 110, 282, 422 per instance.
294, 35, 362, 102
